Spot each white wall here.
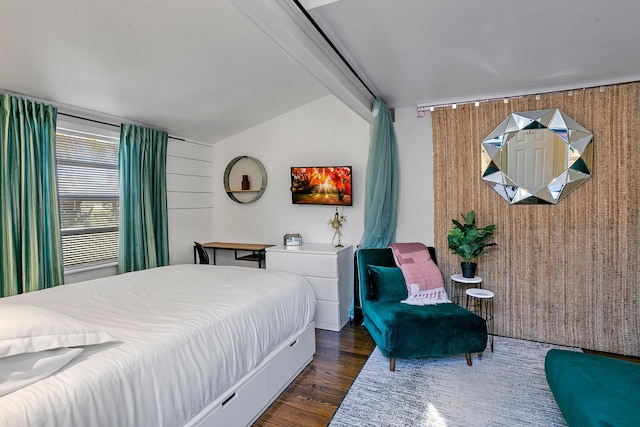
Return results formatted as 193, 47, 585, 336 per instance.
208, 97, 436, 267
211, 96, 369, 265
394, 107, 434, 245
67, 96, 435, 279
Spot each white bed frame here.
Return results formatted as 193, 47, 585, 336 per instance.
186, 322, 316, 426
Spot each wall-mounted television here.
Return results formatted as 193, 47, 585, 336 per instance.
291, 166, 352, 206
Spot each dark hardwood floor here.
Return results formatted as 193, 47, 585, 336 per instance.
254, 324, 376, 427
253, 324, 639, 427
583, 348, 640, 363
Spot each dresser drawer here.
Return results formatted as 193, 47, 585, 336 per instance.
267, 251, 338, 278
315, 300, 340, 329
266, 244, 352, 332
306, 277, 338, 301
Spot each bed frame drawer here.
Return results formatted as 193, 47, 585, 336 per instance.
268, 323, 316, 396
190, 324, 315, 427
198, 368, 269, 427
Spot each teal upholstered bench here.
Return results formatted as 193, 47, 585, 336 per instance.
545, 349, 640, 427
357, 248, 487, 371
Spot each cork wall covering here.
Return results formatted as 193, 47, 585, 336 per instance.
432, 82, 640, 355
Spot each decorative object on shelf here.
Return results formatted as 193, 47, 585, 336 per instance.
447, 210, 496, 278
223, 155, 267, 204
481, 108, 593, 205
283, 233, 302, 247
328, 207, 347, 248
290, 166, 352, 206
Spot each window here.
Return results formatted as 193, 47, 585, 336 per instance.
56, 120, 120, 269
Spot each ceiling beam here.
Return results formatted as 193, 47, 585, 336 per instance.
299, 0, 342, 10
230, 0, 373, 122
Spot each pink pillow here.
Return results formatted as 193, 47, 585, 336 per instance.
389, 243, 450, 305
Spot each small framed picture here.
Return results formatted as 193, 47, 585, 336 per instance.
284, 233, 302, 246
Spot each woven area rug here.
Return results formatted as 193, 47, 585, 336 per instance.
329, 336, 580, 427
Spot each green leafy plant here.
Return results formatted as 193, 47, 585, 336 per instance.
447, 210, 497, 263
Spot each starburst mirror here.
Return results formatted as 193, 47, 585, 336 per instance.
481, 109, 593, 205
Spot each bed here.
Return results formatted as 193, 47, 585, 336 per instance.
0, 264, 316, 427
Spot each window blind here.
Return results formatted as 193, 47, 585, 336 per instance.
56, 129, 119, 268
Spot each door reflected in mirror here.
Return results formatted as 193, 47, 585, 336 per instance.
481, 109, 593, 205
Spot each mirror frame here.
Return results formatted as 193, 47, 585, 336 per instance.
481, 109, 593, 205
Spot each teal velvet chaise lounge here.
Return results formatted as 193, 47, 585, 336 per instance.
545, 349, 640, 426
356, 248, 488, 371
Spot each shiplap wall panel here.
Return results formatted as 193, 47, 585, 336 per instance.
168, 208, 213, 264
166, 174, 214, 193
433, 82, 640, 356
166, 139, 214, 264
166, 155, 213, 177
167, 139, 212, 159
167, 192, 213, 210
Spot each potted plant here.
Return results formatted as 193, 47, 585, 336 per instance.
447, 210, 497, 278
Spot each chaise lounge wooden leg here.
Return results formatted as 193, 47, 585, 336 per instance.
390, 358, 396, 371
465, 353, 472, 366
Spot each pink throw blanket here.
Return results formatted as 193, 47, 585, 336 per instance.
389, 243, 450, 305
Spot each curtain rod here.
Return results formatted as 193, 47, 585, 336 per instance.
292, 0, 377, 100
2, 92, 184, 141
416, 82, 620, 116
59, 112, 186, 141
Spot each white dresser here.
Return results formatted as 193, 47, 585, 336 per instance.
266, 244, 353, 332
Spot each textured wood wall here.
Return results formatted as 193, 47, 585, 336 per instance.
432, 82, 640, 356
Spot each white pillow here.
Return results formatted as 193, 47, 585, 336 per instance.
0, 347, 83, 397
0, 303, 115, 358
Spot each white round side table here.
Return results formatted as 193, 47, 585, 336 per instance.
451, 274, 482, 306
465, 288, 494, 353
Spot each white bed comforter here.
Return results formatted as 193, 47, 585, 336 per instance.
0, 264, 316, 427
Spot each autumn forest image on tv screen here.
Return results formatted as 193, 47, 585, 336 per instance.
290, 166, 352, 206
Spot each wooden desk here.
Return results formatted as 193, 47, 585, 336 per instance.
196, 242, 274, 268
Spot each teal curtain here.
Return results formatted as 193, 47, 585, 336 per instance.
359, 98, 399, 249
118, 124, 169, 273
0, 94, 64, 297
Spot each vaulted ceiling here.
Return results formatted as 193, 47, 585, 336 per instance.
2, 0, 639, 144
305, 0, 640, 109
0, 1, 354, 143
